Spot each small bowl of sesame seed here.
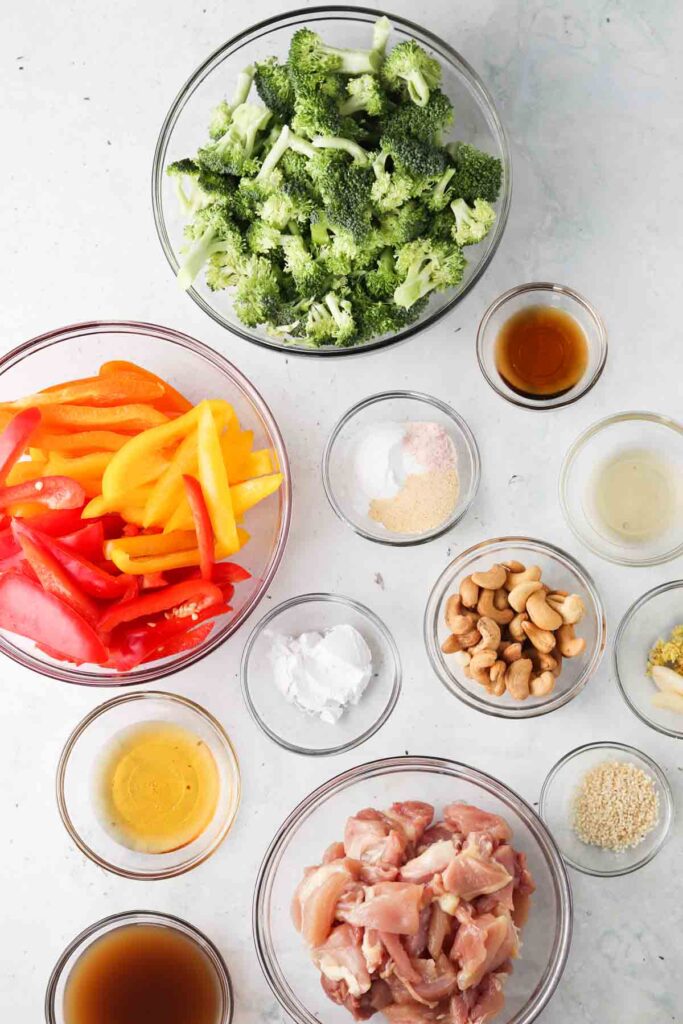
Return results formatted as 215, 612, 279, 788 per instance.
539, 741, 673, 876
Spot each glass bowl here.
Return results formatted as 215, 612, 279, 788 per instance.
424, 537, 606, 719
253, 755, 572, 1024
559, 411, 683, 566
45, 910, 233, 1023
322, 391, 480, 545
614, 581, 683, 739
241, 593, 400, 755
476, 282, 607, 409
0, 320, 291, 685
152, 7, 511, 356
56, 691, 241, 879
539, 742, 673, 877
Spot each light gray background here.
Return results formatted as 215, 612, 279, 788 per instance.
1, 0, 682, 1020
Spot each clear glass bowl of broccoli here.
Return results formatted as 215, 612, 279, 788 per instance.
153, 8, 511, 355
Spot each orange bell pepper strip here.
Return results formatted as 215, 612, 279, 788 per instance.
102, 399, 233, 499
99, 361, 193, 414
220, 428, 254, 480
39, 404, 169, 433
30, 429, 131, 454
3, 373, 165, 410
197, 403, 239, 555
105, 531, 198, 558
230, 448, 274, 484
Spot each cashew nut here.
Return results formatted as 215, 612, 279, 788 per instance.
469, 649, 497, 685
551, 648, 563, 676
530, 671, 555, 697
521, 620, 556, 654
501, 641, 522, 663
556, 623, 586, 658
460, 628, 483, 649
508, 580, 543, 613
450, 613, 476, 636
502, 559, 525, 573
505, 658, 532, 700
441, 634, 462, 654
504, 565, 542, 591
508, 612, 528, 641
471, 564, 507, 591
493, 587, 509, 611
445, 593, 463, 631
490, 659, 507, 685
471, 616, 501, 653
526, 590, 563, 631
453, 650, 471, 668
477, 588, 514, 625
527, 648, 557, 673
547, 593, 585, 625
459, 575, 480, 609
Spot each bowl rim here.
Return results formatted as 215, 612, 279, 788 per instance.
240, 592, 402, 755
252, 753, 573, 1024
539, 740, 674, 877
44, 909, 234, 1023
424, 535, 607, 719
0, 319, 291, 685
613, 579, 683, 739
558, 410, 683, 566
476, 281, 608, 410
321, 389, 481, 545
55, 690, 242, 879
151, 5, 512, 357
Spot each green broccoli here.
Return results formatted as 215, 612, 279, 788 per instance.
365, 248, 399, 300
288, 28, 381, 90
393, 237, 467, 308
371, 151, 421, 211
349, 284, 427, 341
233, 255, 282, 326
450, 198, 496, 245
424, 167, 455, 211
384, 89, 453, 142
310, 135, 369, 164
256, 125, 316, 180
381, 129, 448, 179
305, 291, 356, 346
198, 102, 272, 176
166, 159, 210, 216
447, 142, 502, 203
207, 65, 255, 139
245, 220, 282, 254
281, 234, 330, 297
177, 204, 244, 291
253, 57, 295, 120
340, 75, 387, 117
379, 200, 429, 246
382, 40, 441, 106
371, 16, 392, 59
308, 149, 374, 240
291, 90, 342, 139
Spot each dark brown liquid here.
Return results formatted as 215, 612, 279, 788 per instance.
494, 305, 588, 399
63, 924, 221, 1024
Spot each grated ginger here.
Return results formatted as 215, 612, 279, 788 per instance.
647, 624, 683, 677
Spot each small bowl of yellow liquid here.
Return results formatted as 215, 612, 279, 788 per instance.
57, 692, 240, 879
560, 412, 683, 566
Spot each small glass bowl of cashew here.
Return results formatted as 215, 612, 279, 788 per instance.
424, 537, 607, 718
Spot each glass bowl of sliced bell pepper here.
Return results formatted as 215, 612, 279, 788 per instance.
0, 321, 291, 683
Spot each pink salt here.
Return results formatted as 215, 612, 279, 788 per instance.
403, 422, 457, 472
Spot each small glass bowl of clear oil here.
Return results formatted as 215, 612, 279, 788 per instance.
477, 282, 608, 409
560, 412, 683, 565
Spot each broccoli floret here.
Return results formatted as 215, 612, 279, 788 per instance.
257, 125, 316, 180
447, 142, 502, 203
177, 204, 244, 291
207, 66, 255, 139
254, 57, 295, 120
291, 90, 342, 139
166, 159, 210, 216
198, 102, 272, 176
379, 200, 429, 246
310, 135, 369, 164
340, 74, 388, 117
382, 40, 441, 107
246, 221, 282, 254
349, 284, 428, 341
366, 248, 399, 300
233, 255, 282, 326
288, 28, 381, 91
281, 234, 330, 297
450, 198, 496, 245
370, 151, 420, 211
381, 129, 448, 179
424, 167, 455, 211
384, 89, 453, 142
260, 187, 312, 230
393, 237, 466, 308
308, 149, 374, 240
305, 291, 356, 346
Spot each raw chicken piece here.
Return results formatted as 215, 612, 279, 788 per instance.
345, 809, 408, 865
336, 881, 366, 923
427, 905, 453, 960
322, 975, 393, 1020
292, 858, 361, 946
379, 932, 421, 983
362, 928, 385, 974
399, 840, 457, 884
324, 841, 347, 863
348, 882, 425, 934
442, 836, 512, 902
383, 1004, 440, 1023
313, 923, 371, 998
443, 804, 512, 844
450, 973, 506, 1024
403, 955, 459, 1005
450, 907, 519, 990
385, 802, 434, 845
404, 906, 431, 958
515, 851, 536, 895
361, 863, 401, 885
419, 821, 461, 851
474, 845, 515, 915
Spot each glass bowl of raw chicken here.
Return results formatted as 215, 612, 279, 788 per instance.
253, 755, 572, 1024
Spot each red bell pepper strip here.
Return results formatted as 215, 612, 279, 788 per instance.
141, 572, 167, 589
15, 506, 85, 536
11, 520, 132, 600
0, 408, 41, 485
0, 571, 107, 664
168, 562, 251, 585
105, 601, 230, 670
99, 579, 223, 633
0, 476, 85, 511
141, 621, 215, 663
58, 522, 105, 562
182, 475, 214, 581
15, 532, 99, 626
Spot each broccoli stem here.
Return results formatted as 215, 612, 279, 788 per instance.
177, 224, 218, 291
256, 125, 315, 180
324, 291, 346, 326
393, 255, 434, 308
372, 16, 392, 58
312, 135, 369, 164
432, 167, 455, 207
323, 44, 381, 75
310, 216, 330, 246
405, 71, 431, 107
339, 95, 367, 117
232, 65, 255, 107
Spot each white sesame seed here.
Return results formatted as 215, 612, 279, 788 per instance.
572, 760, 659, 852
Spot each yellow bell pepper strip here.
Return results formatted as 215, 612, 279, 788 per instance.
82, 488, 152, 518
105, 531, 198, 558
108, 533, 249, 575
6, 459, 47, 486
2, 373, 165, 409
102, 399, 233, 499
197, 403, 239, 554
142, 430, 198, 528
163, 471, 283, 532
99, 361, 193, 414
44, 451, 113, 485
230, 448, 274, 484
220, 429, 254, 480
29, 429, 131, 454
39, 403, 169, 433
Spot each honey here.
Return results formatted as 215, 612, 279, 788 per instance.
494, 305, 588, 400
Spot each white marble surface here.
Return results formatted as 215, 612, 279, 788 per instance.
1, 0, 682, 1020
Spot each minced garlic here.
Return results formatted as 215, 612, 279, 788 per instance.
572, 760, 659, 852
648, 624, 683, 677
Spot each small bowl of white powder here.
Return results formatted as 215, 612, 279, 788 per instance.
322, 391, 481, 545
240, 593, 401, 755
